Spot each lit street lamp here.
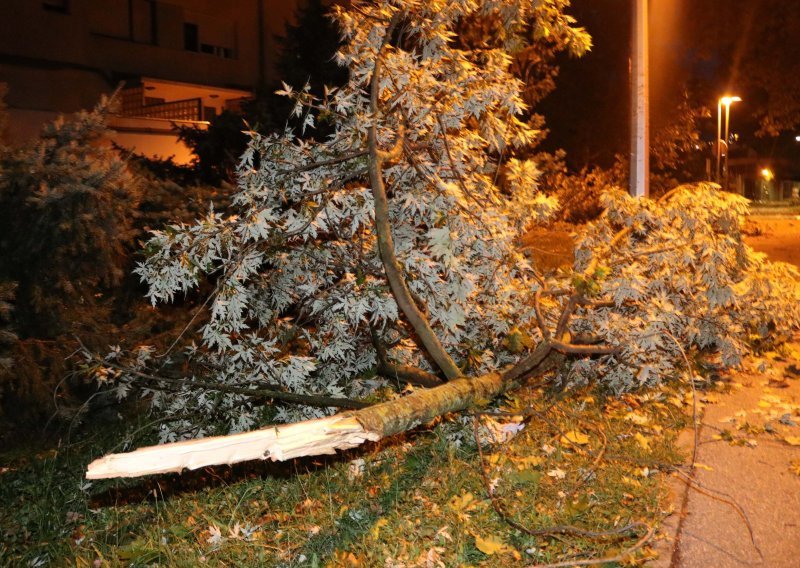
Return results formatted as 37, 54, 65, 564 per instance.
716, 95, 741, 188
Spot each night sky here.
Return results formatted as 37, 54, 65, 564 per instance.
539, 0, 800, 176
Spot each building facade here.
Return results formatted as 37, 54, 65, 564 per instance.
0, 0, 302, 162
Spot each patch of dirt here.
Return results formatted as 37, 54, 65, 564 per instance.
744, 215, 800, 267
519, 222, 576, 274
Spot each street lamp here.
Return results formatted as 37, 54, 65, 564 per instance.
630, 0, 649, 198
716, 95, 741, 187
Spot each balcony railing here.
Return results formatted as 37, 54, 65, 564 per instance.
120, 87, 203, 122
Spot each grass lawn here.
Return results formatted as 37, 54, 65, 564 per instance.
0, 379, 692, 567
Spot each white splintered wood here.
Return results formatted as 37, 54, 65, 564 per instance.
86, 414, 379, 479
86, 369, 514, 480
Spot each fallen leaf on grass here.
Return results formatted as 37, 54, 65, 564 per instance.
547, 468, 566, 479
206, 524, 224, 547
561, 430, 590, 446
624, 411, 650, 425
634, 432, 651, 451
622, 476, 641, 487
448, 492, 477, 515
474, 534, 519, 558
369, 518, 389, 539
332, 551, 361, 566
509, 470, 542, 486
511, 455, 544, 468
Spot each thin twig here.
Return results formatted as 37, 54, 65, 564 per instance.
525, 524, 655, 568
671, 467, 762, 559
549, 341, 617, 356
533, 290, 551, 341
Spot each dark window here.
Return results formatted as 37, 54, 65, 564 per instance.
183, 22, 198, 52
42, 0, 69, 13
199, 44, 234, 59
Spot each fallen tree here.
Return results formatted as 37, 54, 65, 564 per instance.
85, 1, 800, 479
87, 315, 581, 478
86, 183, 800, 478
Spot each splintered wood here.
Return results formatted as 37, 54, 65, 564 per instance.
86, 415, 378, 479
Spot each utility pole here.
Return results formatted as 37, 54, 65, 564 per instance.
630, 0, 649, 198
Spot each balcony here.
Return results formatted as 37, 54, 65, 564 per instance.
120, 86, 203, 122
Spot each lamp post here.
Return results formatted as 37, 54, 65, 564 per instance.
716, 95, 741, 188
630, 0, 649, 198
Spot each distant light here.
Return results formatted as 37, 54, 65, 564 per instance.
720, 95, 742, 106
761, 168, 774, 181
796, 135, 800, 142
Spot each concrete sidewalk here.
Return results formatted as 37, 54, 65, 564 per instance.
653, 346, 800, 567
649, 213, 800, 566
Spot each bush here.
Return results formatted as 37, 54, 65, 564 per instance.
538, 151, 626, 224
0, 97, 141, 337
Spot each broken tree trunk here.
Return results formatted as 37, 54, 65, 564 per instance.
86, 344, 560, 479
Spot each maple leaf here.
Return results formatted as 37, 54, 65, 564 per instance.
474, 534, 518, 557
561, 430, 590, 445
448, 492, 478, 519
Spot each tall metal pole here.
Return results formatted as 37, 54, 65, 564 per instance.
724, 103, 731, 189
716, 101, 722, 183
630, 0, 650, 198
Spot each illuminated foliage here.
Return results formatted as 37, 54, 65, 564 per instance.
97, 1, 798, 443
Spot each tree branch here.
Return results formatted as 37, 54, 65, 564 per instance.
367, 18, 462, 380
549, 341, 617, 356
102, 364, 371, 410
378, 362, 444, 388
275, 149, 369, 177
371, 325, 443, 388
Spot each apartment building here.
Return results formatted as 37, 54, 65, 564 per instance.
0, 0, 302, 162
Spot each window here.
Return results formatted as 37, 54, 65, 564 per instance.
183, 23, 198, 52
200, 43, 234, 59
